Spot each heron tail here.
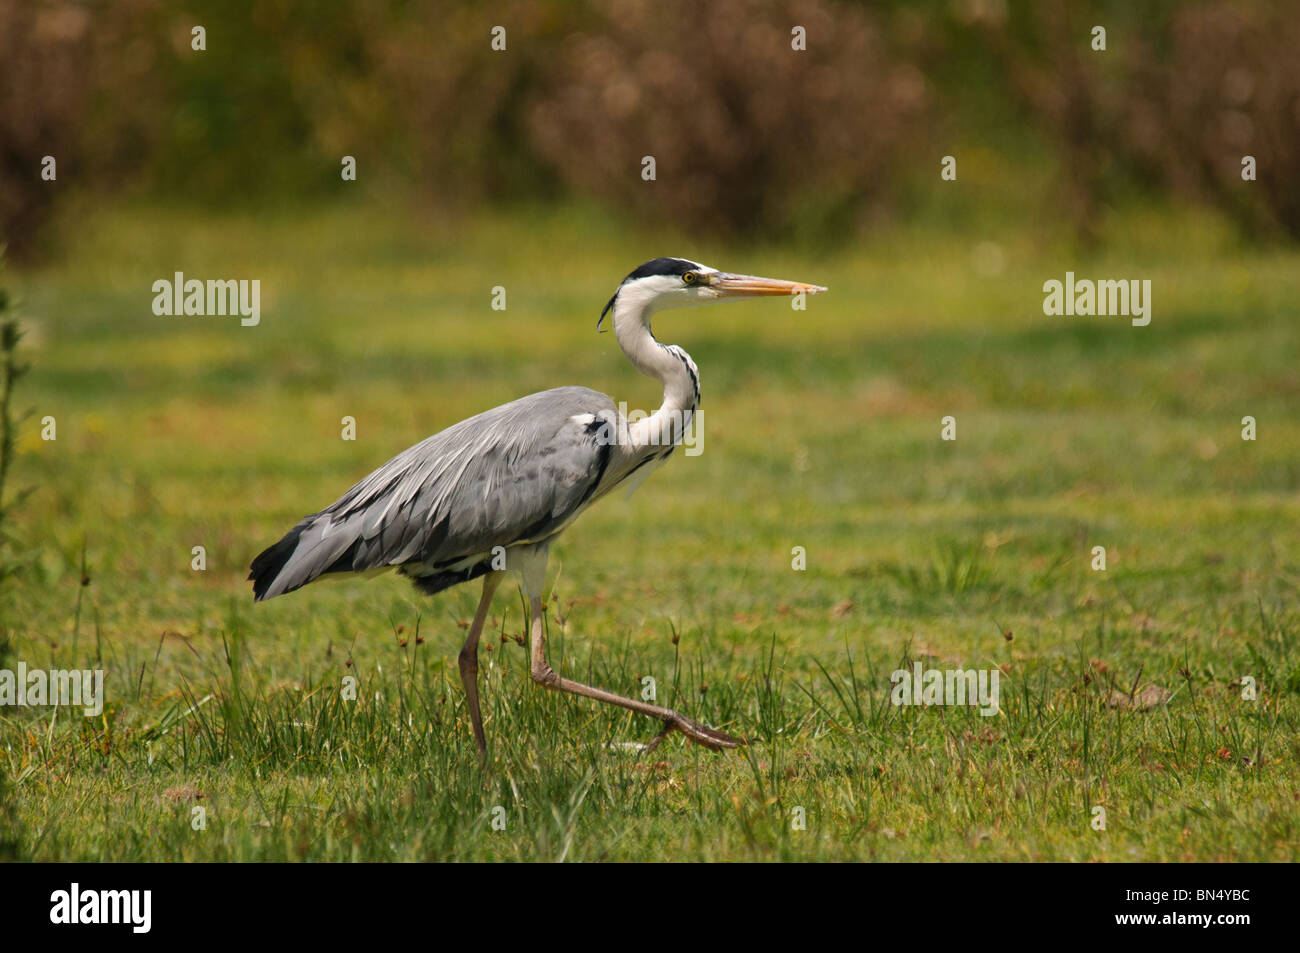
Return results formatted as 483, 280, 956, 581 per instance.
249, 522, 309, 601
250, 510, 379, 601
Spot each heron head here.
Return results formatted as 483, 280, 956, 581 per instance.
598, 257, 827, 331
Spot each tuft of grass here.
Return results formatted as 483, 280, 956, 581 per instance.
878, 540, 994, 597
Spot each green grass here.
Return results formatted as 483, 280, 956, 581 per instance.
2, 199, 1298, 860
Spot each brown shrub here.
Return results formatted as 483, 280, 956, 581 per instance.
0, 0, 168, 259
0, 2, 96, 259
356, 1, 576, 204
1122, 3, 1300, 239
525, 0, 930, 236
983, 0, 1300, 243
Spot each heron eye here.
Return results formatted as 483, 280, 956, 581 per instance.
682, 272, 696, 284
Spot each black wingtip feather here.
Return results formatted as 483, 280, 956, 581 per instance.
248, 523, 306, 602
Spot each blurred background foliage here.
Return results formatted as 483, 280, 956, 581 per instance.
2, 0, 1297, 260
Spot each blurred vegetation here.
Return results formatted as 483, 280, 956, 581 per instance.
2, 0, 1298, 259
0, 270, 25, 860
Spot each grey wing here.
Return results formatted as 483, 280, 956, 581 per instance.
250, 386, 618, 601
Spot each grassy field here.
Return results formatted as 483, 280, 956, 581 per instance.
2, 198, 1298, 861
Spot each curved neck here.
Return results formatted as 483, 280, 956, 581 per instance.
610, 285, 700, 449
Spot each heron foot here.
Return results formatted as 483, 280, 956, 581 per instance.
644, 711, 747, 753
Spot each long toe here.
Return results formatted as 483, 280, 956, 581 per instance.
674, 714, 746, 750
642, 723, 674, 754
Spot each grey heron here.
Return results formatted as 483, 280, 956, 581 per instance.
250, 258, 826, 758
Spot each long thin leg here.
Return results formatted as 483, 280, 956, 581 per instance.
458, 571, 503, 761
526, 594, 743, 751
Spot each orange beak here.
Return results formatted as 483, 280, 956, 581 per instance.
710, 273, 828, 297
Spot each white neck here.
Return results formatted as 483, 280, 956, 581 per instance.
610, 281, 700, 450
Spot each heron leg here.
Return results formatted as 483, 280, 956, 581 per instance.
525, 594, 744, 752
458, 571, 504, 761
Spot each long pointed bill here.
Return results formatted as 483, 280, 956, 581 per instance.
711, 273, 828, 297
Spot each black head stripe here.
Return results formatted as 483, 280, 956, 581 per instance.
623, 257, 701, 281
598, 293, 617, 332
598, 258, 702, 331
